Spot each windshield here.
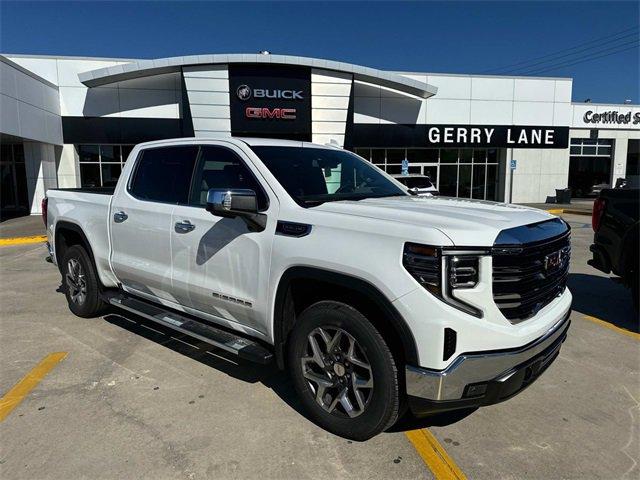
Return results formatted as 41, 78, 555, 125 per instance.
251, 146, 407, 206
396, 177, 433, 189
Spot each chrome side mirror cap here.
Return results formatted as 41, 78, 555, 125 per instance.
206, 189, 266, 232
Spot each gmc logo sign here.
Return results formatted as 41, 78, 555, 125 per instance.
245, 107, 297, 120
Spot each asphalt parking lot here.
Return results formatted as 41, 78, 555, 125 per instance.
0, 213, 638, 480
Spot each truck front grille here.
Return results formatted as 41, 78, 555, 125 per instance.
492, 229, 570, 323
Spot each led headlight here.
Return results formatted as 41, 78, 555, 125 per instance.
403, 243, 485, 318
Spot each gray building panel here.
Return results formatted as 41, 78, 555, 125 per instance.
0, 55, 62, 145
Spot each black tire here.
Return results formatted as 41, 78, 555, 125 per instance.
287, 300, 400, 441
61, 245, 106, 318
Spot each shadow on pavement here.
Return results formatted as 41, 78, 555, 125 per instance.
103, 312, 306, 417
102, 310, 473, 437
567, 272, 638, 332
388, 408, 477, 432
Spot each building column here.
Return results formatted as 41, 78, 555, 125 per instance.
311, 69, 352, 147
23, 141, 58, 214
56, 144, 80, 188
611, 137, 628, 184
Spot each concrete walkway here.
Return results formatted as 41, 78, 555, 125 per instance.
0, 215, 46, 239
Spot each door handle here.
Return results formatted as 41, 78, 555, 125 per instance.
113, 211, 128, 223
174, 220, 196, 233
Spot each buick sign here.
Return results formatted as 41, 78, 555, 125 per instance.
229, 64, 311, 137
236, 85, 303, 101
237, 85, 252, 101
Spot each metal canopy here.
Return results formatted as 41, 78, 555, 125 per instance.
78, 54, 438, 99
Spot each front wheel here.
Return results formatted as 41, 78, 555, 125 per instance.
62, 245, 106, 318
288, 301, 400, 441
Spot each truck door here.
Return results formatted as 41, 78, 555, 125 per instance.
110, 145, 199, 303
170, 144, 278, 335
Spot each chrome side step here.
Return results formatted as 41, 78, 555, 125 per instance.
103, 291, 273, 364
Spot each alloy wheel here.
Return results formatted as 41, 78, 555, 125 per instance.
66, 258, 87, 305
301, 327, 374, 418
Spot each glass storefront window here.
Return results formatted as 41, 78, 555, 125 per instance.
100, 145, 120, 163
459, 149, 472, 163
486, 164, 498, 201
371, 149, 385, 164
101, 163, 122, 187
122, 145, 134, 162
440, 149, 458, 163
423, 165, 438, 186
355, 148, 370, 161
407, 149, 433, 163
77, 144, 134, 187
439, 165, 458, 196
473, 149, 486, 163
80, 164, 100, 188
356, 147, 503, 201
78, 145, 99, 163
386, 149, 406, 163
458, 164, 472, 197
472, 164, 486, 199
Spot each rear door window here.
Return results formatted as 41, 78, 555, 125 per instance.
129, 146, 199, 204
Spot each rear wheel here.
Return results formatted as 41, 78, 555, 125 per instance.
62, 245, 106, 318
288, 301, 400, 441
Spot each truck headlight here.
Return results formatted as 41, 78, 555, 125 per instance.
403, 243, 485, 318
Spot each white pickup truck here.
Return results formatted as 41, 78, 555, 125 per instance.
44, 137, 572, 440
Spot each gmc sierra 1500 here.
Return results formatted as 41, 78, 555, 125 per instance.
45, 137, 572, 440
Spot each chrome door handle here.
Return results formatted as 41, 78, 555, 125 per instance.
113, 211, 128, 223
174, 220, 196, 233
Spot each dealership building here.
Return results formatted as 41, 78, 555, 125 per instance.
1, 52, 638, 217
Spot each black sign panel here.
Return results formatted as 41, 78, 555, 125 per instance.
229, 65, 311, 139
349, 124, 570, 149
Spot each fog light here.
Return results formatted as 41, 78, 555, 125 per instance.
464, 383, 488, 398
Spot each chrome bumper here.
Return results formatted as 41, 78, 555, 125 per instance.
406, 310, 571, 403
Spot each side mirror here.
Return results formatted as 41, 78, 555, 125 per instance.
206, 189, 267, 232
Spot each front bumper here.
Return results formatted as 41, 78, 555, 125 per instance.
405, 310, 571, 415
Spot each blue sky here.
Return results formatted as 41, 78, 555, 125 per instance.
1, 1, 638, 103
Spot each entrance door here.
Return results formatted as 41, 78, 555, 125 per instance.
170, 144, 277, 335
0, 143, 29, 219
568, 138, 613, 197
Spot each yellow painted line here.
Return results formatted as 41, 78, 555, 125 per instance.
0, 352, 68, 422
583, 315, 640, 340
405, 428, 467, 480
545, 208, 591, 216
0, 235, 47, 247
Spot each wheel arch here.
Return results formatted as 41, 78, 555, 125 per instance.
273, 266, 419, 369
54, 221, 98, 276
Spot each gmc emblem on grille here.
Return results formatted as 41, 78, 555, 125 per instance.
544, 249, 565, 272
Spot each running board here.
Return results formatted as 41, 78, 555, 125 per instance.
103, 292, 273, 364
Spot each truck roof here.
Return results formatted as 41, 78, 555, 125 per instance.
131, 136, 340, 150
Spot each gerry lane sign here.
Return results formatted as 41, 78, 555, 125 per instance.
349, 124, 570, 149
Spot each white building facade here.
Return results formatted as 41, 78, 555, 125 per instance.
1, 52, 638, 216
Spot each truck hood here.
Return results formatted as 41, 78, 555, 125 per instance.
314, 196, 556, 246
